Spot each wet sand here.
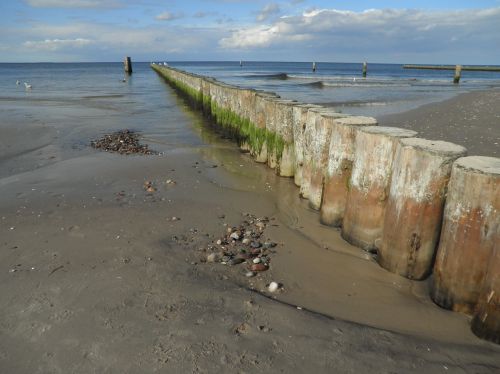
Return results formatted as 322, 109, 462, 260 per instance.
1, 82, 499, 373
379, 88, 500, 157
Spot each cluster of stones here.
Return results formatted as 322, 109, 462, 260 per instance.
204, 214, 277, 277
90, 129, 156, 155
152, 64, 500, 344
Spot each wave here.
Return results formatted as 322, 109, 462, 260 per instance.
321, 100, 389, 107
242, 73, 289, 80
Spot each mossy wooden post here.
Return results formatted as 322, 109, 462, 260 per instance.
454, 65, 462, 84
274, 100, 297, 177
124, 56, 133, 74
431, 156, 500, 314
378, 139, 467, 280
362, 62, 367, 77
471, 242, 500, 344
265, 98, 279, 169
253, 92, 278, 162
292, 104, 322, 187
320, 116, 378, 226
308, 111, 350, 210
341, 127, 417, 251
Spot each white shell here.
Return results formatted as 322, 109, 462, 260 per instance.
268, 281, 279, 293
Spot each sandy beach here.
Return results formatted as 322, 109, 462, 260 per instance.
1, 76, 499, 373
379, 88, 500, 157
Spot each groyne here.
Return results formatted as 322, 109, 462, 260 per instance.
151, 64, 499, 343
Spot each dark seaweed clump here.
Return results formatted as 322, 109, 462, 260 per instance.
91, 130, 157, 155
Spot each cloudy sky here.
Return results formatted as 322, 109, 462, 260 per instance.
1, 0, 500, 63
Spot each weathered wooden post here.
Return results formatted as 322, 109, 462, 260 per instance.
377, 139, 467, 280
341, 127, 417, 251
273, 100, 297, 177
300, 107, 338, 199
308, 110, 350, 210
431, 156, 500, 314
453, 64, 462, 84
292, 104, 322, 187
471, 242, 500, 344
362, 62, 367, 77
320, 116, 378, 226
124, 56, 133, 74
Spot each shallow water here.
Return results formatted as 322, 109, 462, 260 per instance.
166, 61, 500, 116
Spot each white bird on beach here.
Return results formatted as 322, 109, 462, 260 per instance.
16, 80, 20, 85
24, 82, 32, 89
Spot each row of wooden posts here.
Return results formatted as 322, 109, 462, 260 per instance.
150, 64, 499, 344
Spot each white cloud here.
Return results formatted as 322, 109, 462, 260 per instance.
156, 11, 183, 21
219, 6, 500, 60
23, 38, 93, 51
25, 0, 120, 8
256, 3, 280, 21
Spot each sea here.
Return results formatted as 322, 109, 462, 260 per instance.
1, 61, 500, 120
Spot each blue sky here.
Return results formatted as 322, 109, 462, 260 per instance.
1, 0, 499, 63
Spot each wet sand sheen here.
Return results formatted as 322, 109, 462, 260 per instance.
1, 76, 499, 372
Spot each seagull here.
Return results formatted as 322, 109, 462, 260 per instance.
24, 82, 32, 89
121, 78, 126, 82
16, 80, 20, 85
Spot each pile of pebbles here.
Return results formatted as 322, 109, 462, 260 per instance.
90, 129, 156, 155
204, 214, 278, 278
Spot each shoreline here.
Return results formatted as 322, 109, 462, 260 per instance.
1, 67, 499, 372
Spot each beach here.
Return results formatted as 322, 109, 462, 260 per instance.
380, 88, 500, 157
1, 65, 499, 373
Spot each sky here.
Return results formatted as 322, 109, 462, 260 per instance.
1, 0, 500, 63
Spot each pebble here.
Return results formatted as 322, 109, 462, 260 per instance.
228, 258, 245, 266
171, 216, 179, 221
146, 186, 156, 193
268, 281, 279, 293
263, 241, 277, 249
245, 271, 256, 278
216, 239, 222, 245
207, 253, 220, 263
230, 232, 240, 240
252, 257, 261, 264
250, 263, 268, 272
256, 222, 265, 229
221, 255, 231, 263
250, 241, 261, 248
242, 238, 251, 245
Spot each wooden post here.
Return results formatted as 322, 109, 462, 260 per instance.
453, 64, 462, 84
341, 127, 417, 251
377, 139, 467, 280
292, 104, 322, 187
308, 111, 350, 210
362, 62, 367, 77
300, 107, 337, 199
312, 62, 316, 72
471, 243, 500, 344
431, 156, 500, 314
320, 116, 378, 226
124, 56, 133, 74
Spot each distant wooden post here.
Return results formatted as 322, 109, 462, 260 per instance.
312, 62, 316, 72
124, 56, 133, 74
362, 62, 367, 77
453, 64, 462, 84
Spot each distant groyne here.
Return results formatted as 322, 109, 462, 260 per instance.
151, 64, 500, 344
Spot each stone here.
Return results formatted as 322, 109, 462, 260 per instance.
268, 281, 279, 293
207, 253, 220, 263
250, 263, 269, 272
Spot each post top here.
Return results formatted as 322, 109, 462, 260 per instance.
309, 106, 339, 114
400, 138, 467, 157
360, 126, 417, 138
455, 156, 500, 175
334, 116, 378, 126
